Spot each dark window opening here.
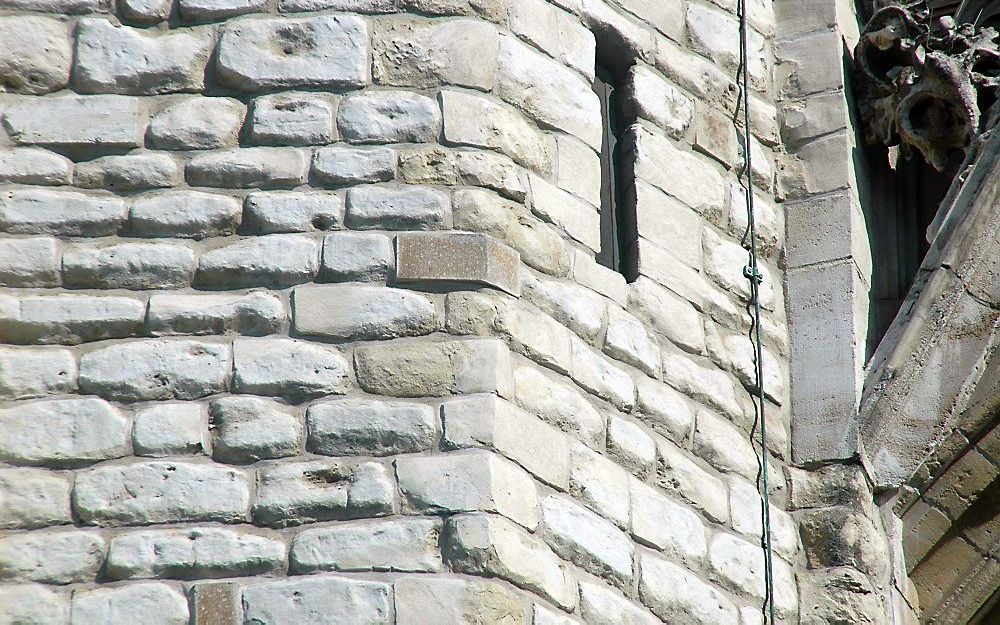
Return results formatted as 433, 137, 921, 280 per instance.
593, 65, 637, 281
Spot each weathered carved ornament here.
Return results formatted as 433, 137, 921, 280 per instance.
855, 0, 1000, 170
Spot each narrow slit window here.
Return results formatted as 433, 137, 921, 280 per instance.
594, 64, 637, 281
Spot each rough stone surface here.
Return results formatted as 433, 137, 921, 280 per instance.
293, 283, 439, 340
186, 148, 308, 188
346, 185, 451, 230
147, 291, 285, 336
128, 191, 242, 239
394, 577, 529, 624
241, 576, 391, 624
74, 153, 181, 191
78, 340, 229, 401
307, 398, 437, 456
0, 16, 72, 94
132, 403, 208, 457
0, 346, 76, 399
196, 234, 319, 288
209, 396, 303, 464
541, 494, 634, 587
233, 337, 351, 400
251, 93, 336, 146
243, 191, 343, 233
1, 188, 125, 236
0, 294, 146, 344
396, 231, 521, 295
373, 18, 498, 90
147, 98, 245, 150
639, 552, 738, 624
2, 95, 142, 149
0, 398, 128, 467
0, 530, 104, 583
0, 148, 72, 186
320, 231, 392, 281
291, 518, 442, 573
106, 528, 285, 580
0, 583, 69, 625
217, 16, 369, 90
73, 461, 250, 526
339, 90, 440, 143
63, 242, 195, 289
312, 146, 396, 185
0, 467, 72, 529
71, 583, 189, 625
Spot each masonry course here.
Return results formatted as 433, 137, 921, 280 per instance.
0, 0, 823, 622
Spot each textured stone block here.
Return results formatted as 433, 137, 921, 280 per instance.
2, 95, 142, 148
79, 339, 229, 401
607, 415, 656, 472
554, 135, 600, 206
232, 337, 351, 400
692, 409, 759, 479
0, 531, 104, 583
147, 291, 285, 337
196, 234, 319, 288
120, 0, 170, 22
579, 580, 660, 624
312, 146, 396, 185
71, 583, 189, 625
0, 148, 72, 186
513, 366, 605, 448
603, 306, 660, 377
569, 443, 630, 528
186, 148, 308, 188
320, 231, 392, 281
291, 518, 442, 573
73, 461, 250, 526
629, 125, 725, 218
0, 16, 72, 94
307, 398, 437, 456
394, 577, 529, 625
217, 15, 369, 90
179, 0, 265, 19
148, 97, 245, 150
571, 336, 635, 411
107, 528, 284, 580
74, 19, 212, 94
0, 398, 127, 467
638, 551, 737, 624
250, 92, 336, 146
633, 181, 702, 270
661, 351, 742, 421
128, 191, 242, 239
373, 18, 498, 89
0, 467, 72, 529
442, 394, 569, 489
1, 188, 125, 236
63, 242, 195, 289
708, 533, 798, 614
440, 89, 552, 172
629, 477, 706, 563
444, 513, 577, 610
346, 185, 450, 230
0, 346, 75, 399
522, 272, 606, 343
452, 188, 570, 276
528, 174, 600, 252
0, 294, 145, 344
210, 396, 302, 464
396, 231, 520, 295
355, 337, 513, 398
629, 276, 704, 354
132, 403, 208, 457
0, 584, 69, 625
497, 36, 600, 149
242, 576, 391, 624
243, 191, 343, 233
542, 495, 634, 588
293, 283, 439, 340
339, 90, 440, 143
74, 153, 181, 192
253, 460, 394, 527
655, 438, 728, 523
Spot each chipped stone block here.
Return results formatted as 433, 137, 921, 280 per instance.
634, 376, 694, 443
128, 191, 242, 239
209, 396, 303, 464
132, 403, 208, 457
179, 0, 265, 20
291, 518, 442, 573
70, 583, 189, 625
339, 90, 440, 144
528, 173, 600, 252
638, 551, 737, 624
603, 306, 660, 377
394, 576, 529, 624
216, 15, 369, 90
541, 495, 634, 588
242, 576, 391, 624
74, 153, 181, 192
120, 0, 171, 22
373, 18, 498, 89
570, 336, 635, 411
73, 461, 250, 526
1, 188, 126, 236
692, 409, 759, 480
147, 97, 245, 150
74, 19, 212, 94
346, 185, 451, 230
3, 94, 142, 149
196, 234, 319, 288
0, 148, 72, 186
0, 294, 146, 344
579, 580, 659, 625
655, 437, 729, 523
0, 16, 72, 94
312, 146, 396, 185
354, 337, 513, 398
186, 147, 308, 188
307, 398, 437, 457
396, 231, 520, 295
63, 242, 196, 289
78, 339, 229, 401
0, 531, 104, 584
569, 443, 630, 529
320, 231, 392, 282
0, 398, 128, 467
106, 528, 285, 580
295, 283, 438, 342
250, 92, 336, 146
232, 337, 351, 400
243, 191, 343, 233
629, 477, 706, 563
253, 460, 394, 527
0, 467, 72, 529
0, 346, 76, 399
513, 366, 605, 448
0, 584, 69, 625
147, 291, 285, 337
607, 415, 656, 473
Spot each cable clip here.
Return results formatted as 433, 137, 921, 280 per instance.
743, 265, 764, 285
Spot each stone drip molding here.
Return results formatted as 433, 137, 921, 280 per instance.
854, 0, 1000, 170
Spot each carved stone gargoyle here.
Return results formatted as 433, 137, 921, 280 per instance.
854, 0, 1000, 170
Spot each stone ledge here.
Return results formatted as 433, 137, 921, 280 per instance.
395, 231, 521, 296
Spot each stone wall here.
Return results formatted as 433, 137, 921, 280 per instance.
0, 0, 806, 623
